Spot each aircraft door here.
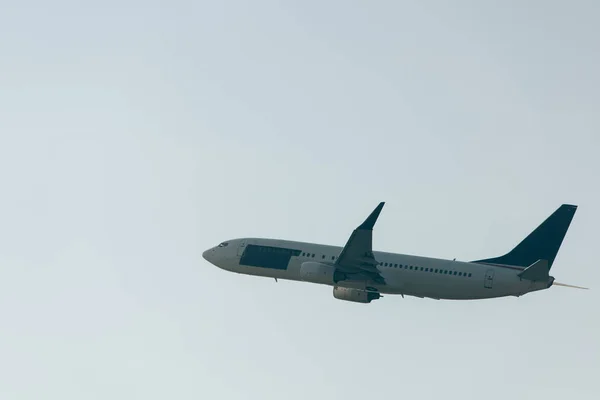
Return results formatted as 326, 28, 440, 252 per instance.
237, 240, 247, 257
484, 269, 494, 289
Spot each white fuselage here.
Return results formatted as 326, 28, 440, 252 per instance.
203, 238, 552, 300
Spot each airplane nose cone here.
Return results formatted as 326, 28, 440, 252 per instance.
202, 248, 215, 264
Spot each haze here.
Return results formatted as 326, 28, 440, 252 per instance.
0, 1, 598, 399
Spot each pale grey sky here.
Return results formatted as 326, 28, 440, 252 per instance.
1, 1, 599, 399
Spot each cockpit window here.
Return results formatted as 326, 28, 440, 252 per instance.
218, 242, 229, 247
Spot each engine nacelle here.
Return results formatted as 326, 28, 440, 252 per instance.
333, 286, 381, 303
299, 262, 347, 284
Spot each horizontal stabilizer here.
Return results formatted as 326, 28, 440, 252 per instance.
517, 259, 550, 281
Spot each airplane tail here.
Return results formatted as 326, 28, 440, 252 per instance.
473, 204, 577, 270
512, 259, 588, 290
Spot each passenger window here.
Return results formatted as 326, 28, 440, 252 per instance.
468, 273, 472, 277
453, 271, 457, 275
420, 267, 424, 271
435, 269, 438, 273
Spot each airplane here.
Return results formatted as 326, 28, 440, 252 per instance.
202, 202, 587, 303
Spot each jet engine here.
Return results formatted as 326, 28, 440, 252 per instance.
299, 262, 347, 284
333, 286, 381, 303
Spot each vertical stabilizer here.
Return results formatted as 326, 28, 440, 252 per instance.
473, 204, 577, 269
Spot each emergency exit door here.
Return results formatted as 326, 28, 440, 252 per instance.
484, 269, 494, 289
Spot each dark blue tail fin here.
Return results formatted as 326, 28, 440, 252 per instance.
474, 204, 577, 269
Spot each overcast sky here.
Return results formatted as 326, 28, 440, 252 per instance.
1, 1, 599, 399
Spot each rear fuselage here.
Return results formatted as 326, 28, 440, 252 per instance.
203, 238, 552, 300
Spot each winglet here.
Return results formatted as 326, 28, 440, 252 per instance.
358, 202, 385, 230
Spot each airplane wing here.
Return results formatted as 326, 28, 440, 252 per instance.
335, 202, 386, 284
